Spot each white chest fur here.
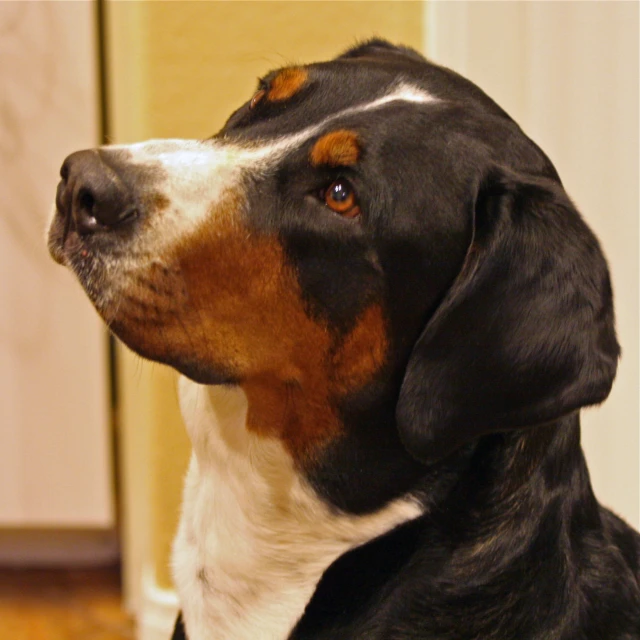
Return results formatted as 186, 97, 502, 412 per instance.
172, 377, 422, 640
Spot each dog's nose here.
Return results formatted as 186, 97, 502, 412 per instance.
57, 150, 137, 235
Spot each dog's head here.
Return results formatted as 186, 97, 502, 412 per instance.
48, 40, 618, 494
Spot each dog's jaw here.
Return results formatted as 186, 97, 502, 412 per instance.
172, 376, 423, 640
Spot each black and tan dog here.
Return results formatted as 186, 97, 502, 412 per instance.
48, 40, 640, 639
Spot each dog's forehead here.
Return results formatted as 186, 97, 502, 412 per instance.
219, 55, 440, 142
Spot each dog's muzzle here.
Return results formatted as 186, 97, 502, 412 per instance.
49, 149, 142, 266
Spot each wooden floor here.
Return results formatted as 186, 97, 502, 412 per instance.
0, 566, 135, 640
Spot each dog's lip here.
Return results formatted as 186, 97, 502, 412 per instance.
48, 209, 67, 265
47, 207, 79, 265
48, 242, 66, 265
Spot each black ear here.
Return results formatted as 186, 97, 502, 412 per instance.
396, 166, 620, 464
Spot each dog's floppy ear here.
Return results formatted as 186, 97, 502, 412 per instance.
396, 166, 620, 464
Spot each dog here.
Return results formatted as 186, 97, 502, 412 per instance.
48, 39, 640, 639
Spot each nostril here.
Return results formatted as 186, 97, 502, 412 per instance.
74, 186, 101, 234
78, 187, 96, 217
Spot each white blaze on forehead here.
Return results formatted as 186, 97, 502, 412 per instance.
245, 82, 437, 160
113, 83, 437, 240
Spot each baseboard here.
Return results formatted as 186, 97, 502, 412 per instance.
0, 529, 119, 567
139, 565, 179, 640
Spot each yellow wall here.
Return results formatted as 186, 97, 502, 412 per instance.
105, 0, 423, 604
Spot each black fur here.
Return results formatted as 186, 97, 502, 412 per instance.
289, 420, 640, 639
396, 166, 619, 464
170, 39, 639, 638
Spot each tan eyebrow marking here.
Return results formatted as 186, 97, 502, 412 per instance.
310, 129, 361, 167
267, 67, 308, 102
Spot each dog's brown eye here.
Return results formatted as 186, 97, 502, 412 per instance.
250, 89, 266, 109
324, 179, 360, 218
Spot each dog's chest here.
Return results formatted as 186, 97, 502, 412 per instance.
172, 378, 422, 640
172, 458, 320, 640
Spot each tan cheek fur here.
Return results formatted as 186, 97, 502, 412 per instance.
114, 193, 387, 461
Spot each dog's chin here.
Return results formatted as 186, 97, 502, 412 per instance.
46, 254, 234, 387
107, 317, 238, 387
173, 361, 238, 386
132, 348, 238, 387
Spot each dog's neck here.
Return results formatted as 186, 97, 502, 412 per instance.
433, 417, 601, 593
172, 377, 423, 640
293, 416, 600, 637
